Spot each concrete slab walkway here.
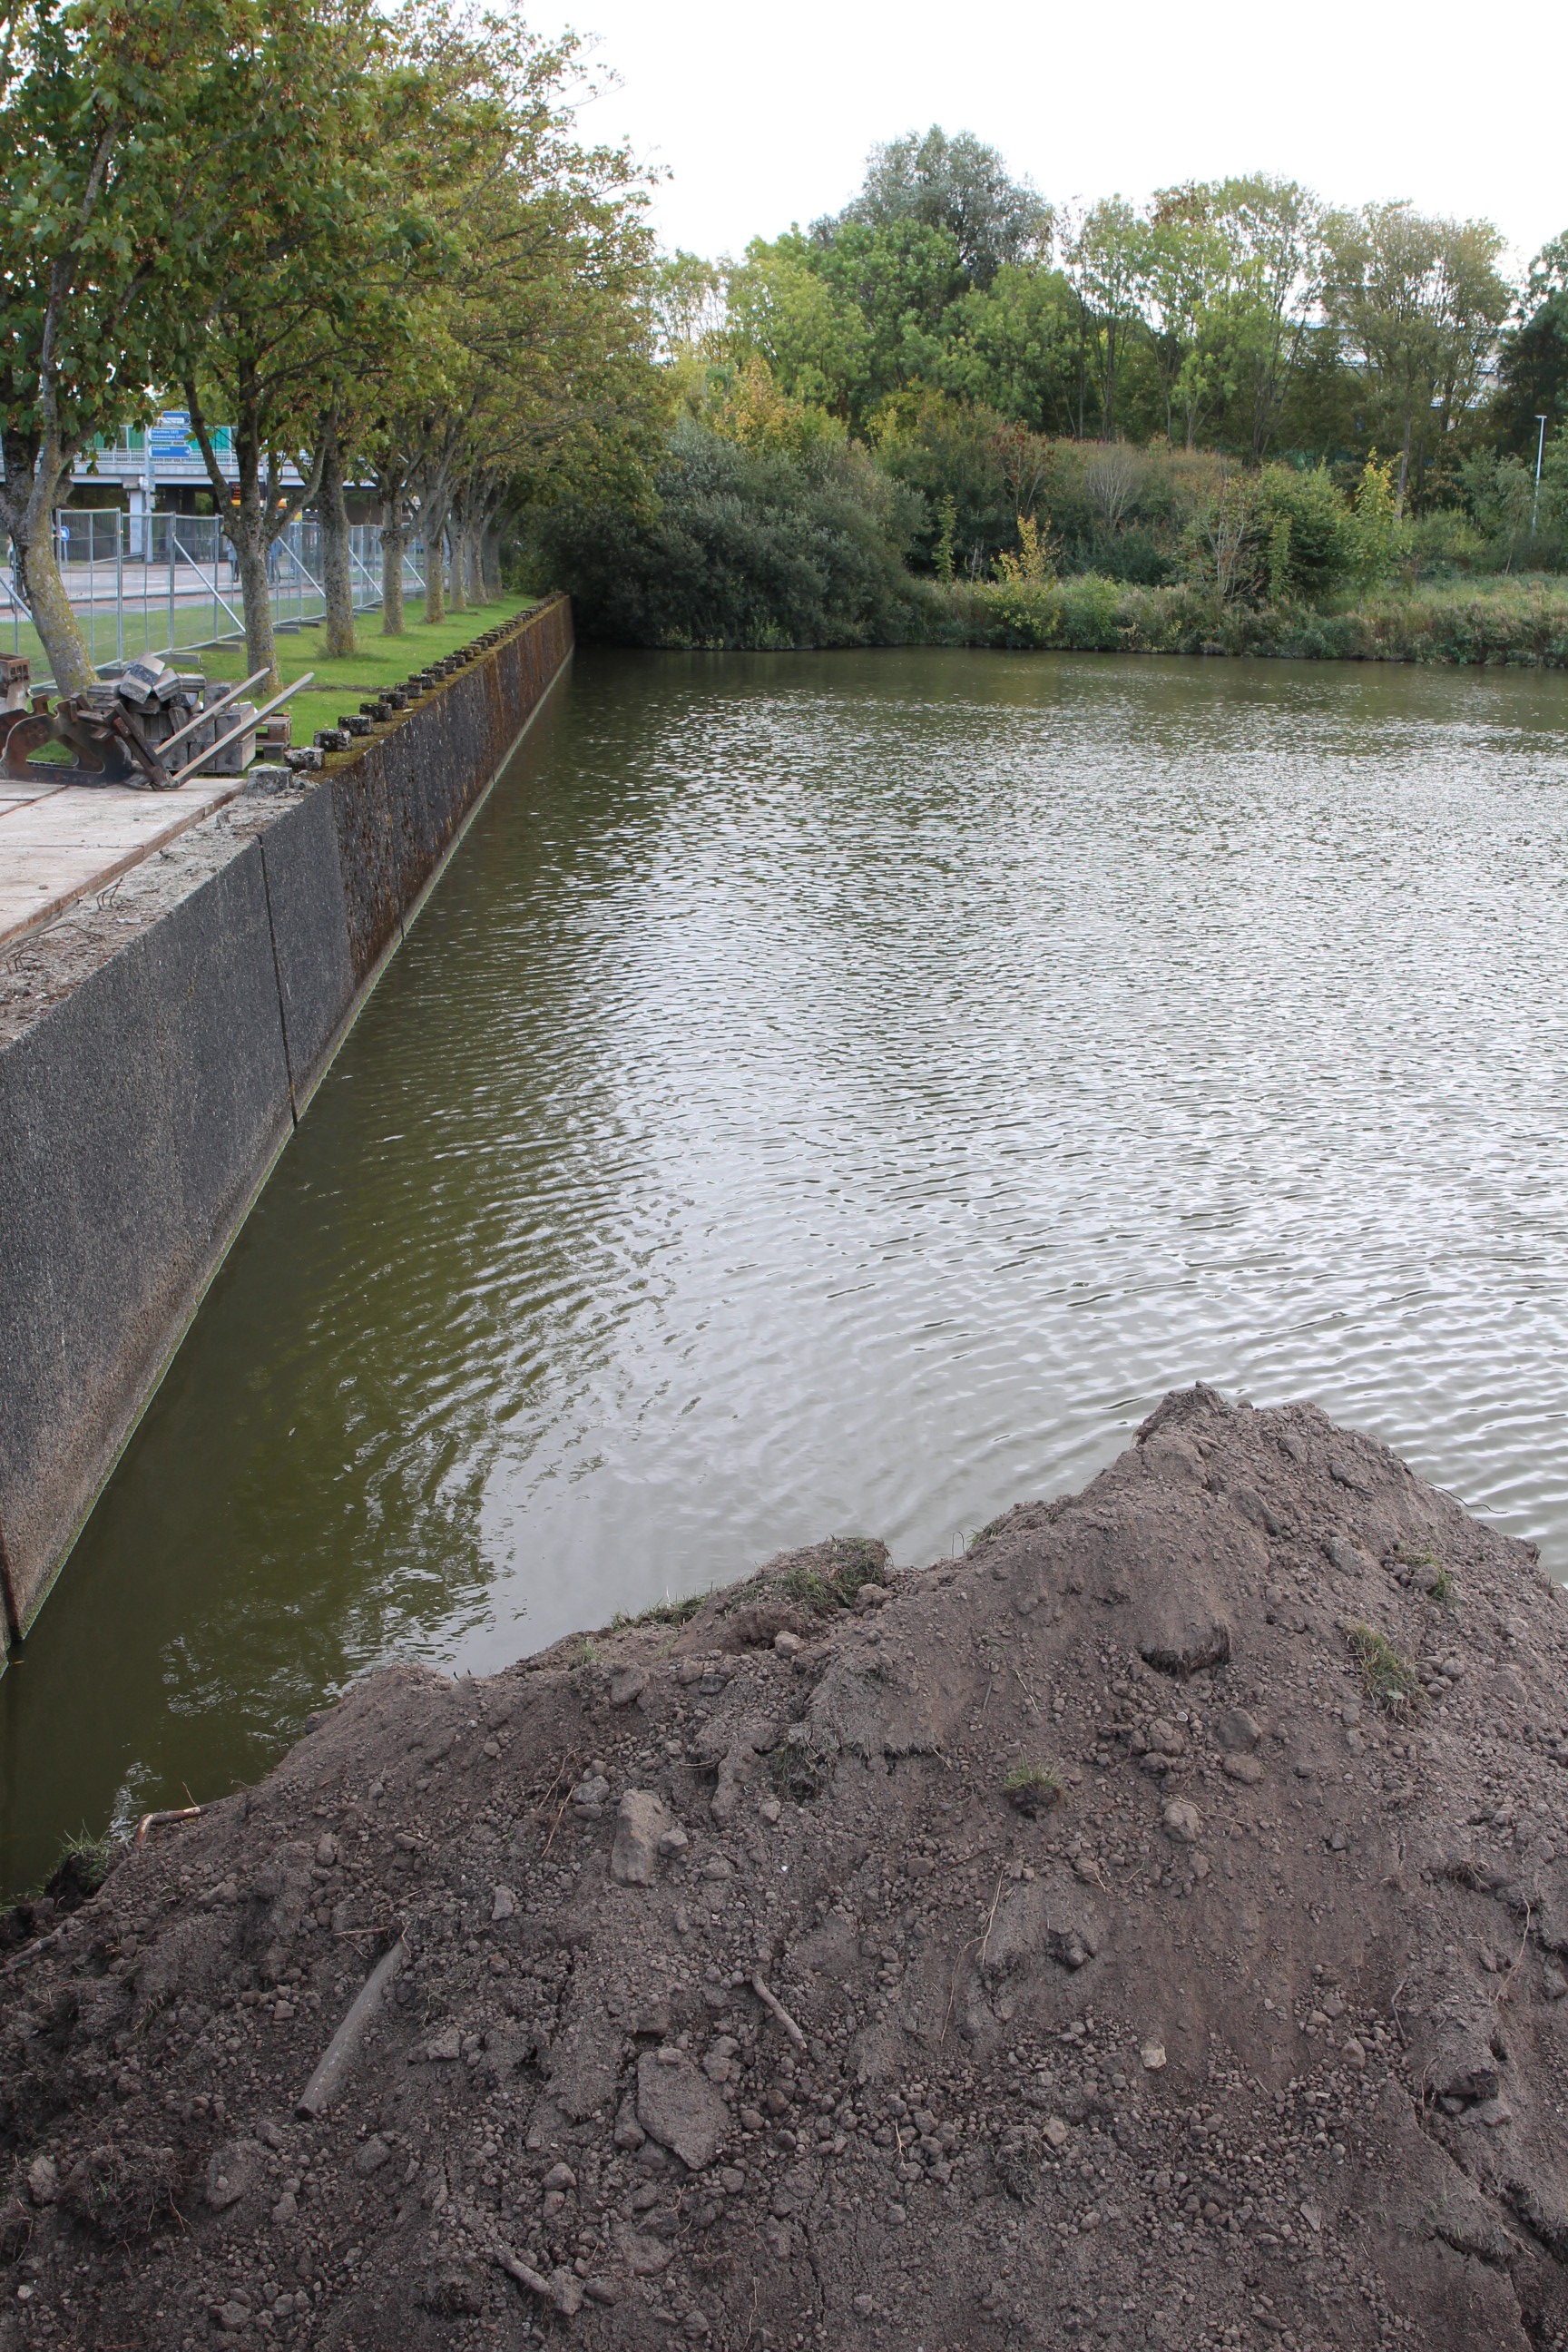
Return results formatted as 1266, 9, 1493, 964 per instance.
0, 778, 241, 949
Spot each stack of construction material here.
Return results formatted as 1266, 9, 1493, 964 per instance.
0, 652, 287, 788
103, 657, 260, 774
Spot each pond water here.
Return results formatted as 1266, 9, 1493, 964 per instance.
5, 645, 1568, 1892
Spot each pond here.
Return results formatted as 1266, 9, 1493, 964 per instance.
5, 645, 1568, 1892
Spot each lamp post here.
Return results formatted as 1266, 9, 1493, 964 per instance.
1533, 414, 1549, 536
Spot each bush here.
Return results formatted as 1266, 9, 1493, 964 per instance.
1088, 524, 1172, 584
923, 573, 1568, 665
1255, 465, 1354, 602
531, 418, 923, 648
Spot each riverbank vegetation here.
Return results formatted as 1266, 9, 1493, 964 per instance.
9, 11, 1567, 678
530, 129, 1568, 662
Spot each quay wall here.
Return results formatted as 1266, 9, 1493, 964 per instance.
0, 595, 573, 1645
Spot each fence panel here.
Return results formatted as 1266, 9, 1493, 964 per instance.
4, 512, 431, 688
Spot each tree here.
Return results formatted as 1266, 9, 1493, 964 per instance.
362, 4, 656, 625
1061, 198, 1147, 439
1325, 202, 1512, 513
726, 237, 872, 418
869, 389, 1025, 573
820, 124, 1050, 289
1205, 178, 1323, 461
1142, 201, 1232, 448
651, 250, 726, 361
942, 263, 1081, 435
0, 0, 240, 691
729, 218, 971, 426
177, 3, 441, 689
1492, 231, 1568, 457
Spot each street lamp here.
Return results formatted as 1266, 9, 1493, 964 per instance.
1533, 414, 1550, 536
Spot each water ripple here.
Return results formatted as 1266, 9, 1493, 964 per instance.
5, 646, 1568, 1891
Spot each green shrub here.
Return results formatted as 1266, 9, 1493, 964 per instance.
531, 418, 924, 648
1346, 1623, 1424, 1717
1255, 465, 1356, 602
611, 1592, 708, 1631
1004, 1761, 1063, 1817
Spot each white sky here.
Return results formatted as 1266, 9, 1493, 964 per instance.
531, 0, 1568, 279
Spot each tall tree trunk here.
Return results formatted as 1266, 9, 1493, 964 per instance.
448, 524, 466, 614
482, 527, 502, 599
465, 523, 483, 603
319, 418, 356, 660
19, 514, 95, 696
381, 499, 406, 636
0, 440, 95, 694
422, 500, 447, 622
191, 368, 279, 693
1395, 413, 1413, 522
234, 462, 279, 696
18, 528, 94, 696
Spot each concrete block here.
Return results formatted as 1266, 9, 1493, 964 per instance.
259, 786, 356, 1103
0, 845, 291, 1626
328, 757, 403, 983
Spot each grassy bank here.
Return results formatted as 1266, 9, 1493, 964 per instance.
917, 573, 1568, 666
553, 565, 1568, 665
199, 595, 536, 747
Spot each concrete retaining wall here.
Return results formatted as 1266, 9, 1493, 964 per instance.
0, 596, 573, 1645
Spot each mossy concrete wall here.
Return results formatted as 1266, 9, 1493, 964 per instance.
0, 596, 573, 1647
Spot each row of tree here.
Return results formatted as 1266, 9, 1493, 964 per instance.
1, 0, 657, 694
657, 129, 1568, 521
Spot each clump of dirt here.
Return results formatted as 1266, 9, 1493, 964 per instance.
5, 1386, 1568, 2350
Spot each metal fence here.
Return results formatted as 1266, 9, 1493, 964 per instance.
0, 510, 426, 686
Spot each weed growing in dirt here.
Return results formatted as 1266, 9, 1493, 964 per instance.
1346, 1622, 1426, 1718
611, 1592, 707, 1632
1004, 1762, 1063, 1818
52, 1828, 113, 1898
782, 1567, 836, 1611
769, 1737, 828, 1803
782, 1537, 887, 1614
1393, 1542, 1455, 1603
6, 1828, 114, 1927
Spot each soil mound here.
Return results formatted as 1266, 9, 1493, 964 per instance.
5, 1387, 1568, 2350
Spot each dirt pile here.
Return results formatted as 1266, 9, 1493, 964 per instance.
6, 1386, 1568, 2350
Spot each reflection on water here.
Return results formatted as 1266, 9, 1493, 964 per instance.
5, 646, 1568, 1890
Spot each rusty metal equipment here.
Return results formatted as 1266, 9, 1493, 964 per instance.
0, 655, 310, 789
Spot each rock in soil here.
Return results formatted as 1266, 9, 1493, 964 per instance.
5, 1386, 1568, 2349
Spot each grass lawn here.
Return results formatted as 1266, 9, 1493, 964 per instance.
198, 594, 538, 747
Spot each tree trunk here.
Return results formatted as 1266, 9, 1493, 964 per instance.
465, 524, 484, 603
234, 462, 279, 695
381, 504, 406, 635
0, 437, 95, 694
319, 420, 356, 660
198, 367, 281, 695
483, 528, 502, 599
448, 524, 466, 613
1395, 414, 1413, 522
422, 503, 447, 622
18, 511, 95, 696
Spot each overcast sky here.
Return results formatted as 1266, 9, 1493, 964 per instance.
530, 0, 1568, 279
